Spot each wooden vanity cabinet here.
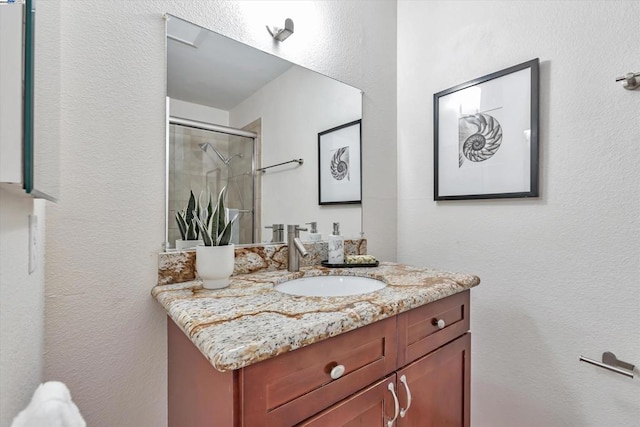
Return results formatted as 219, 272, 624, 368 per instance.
294, 291, 471, 427
301, 334, 470, 427
168, 290, 471, 426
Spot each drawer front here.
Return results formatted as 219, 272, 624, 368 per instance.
397, 290, 470, 367
241, 316, 397, 427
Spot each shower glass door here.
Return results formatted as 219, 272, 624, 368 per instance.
168, 123, 255, 248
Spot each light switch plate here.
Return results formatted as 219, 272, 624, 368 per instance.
29, 214, 37, 274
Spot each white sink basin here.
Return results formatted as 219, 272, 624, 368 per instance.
275, 275, 386, 297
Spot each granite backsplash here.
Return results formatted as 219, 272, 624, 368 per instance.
158, 239, 367, 285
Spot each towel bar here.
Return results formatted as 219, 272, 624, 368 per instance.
615, 72, 640, 90
257, 158, 303, 173
579, 352, 635, 378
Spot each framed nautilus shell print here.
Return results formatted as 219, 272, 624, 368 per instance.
434, 58, 539, 200
318, 120, 362, 205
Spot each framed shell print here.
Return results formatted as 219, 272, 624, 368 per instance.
434, 59, 539, 200
318, 120, 362, 205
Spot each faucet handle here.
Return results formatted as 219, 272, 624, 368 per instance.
287, 224, 308, 237
294, 225, 308, 237
265, 223, 284, 230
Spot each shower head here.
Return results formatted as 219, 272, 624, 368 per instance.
199, 142, 227, 164
199, 142, 242, 166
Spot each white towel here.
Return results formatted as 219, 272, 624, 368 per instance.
11, 381, 86, 427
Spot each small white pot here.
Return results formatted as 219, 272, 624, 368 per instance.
175, 239, 203, 250
196, 244, 235, 289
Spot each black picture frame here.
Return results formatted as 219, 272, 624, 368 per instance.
318, 120, 362, 205
434, 58, 539, 200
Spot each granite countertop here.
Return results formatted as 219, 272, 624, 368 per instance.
152, 262, 480, 372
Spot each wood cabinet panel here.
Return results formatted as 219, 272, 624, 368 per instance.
397, 291, 470, 366
167, 318, 238, 427
298, 375, 397, 427
242, 316, 397, 427
396, 333, 471, 427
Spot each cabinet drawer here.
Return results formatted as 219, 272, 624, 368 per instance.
397, 291, 469, 366
241, 316, 397, 427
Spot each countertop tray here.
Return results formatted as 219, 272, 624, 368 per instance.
321, 260, 380, 268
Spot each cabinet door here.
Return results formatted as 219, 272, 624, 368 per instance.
0, 3, 23, 184
299, 375, 398, 427
397, 333, 470, 427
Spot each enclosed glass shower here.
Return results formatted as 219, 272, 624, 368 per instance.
168, 121, 256, 247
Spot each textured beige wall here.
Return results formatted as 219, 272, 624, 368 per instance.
45, 1, 396, 425
397, 1, 640, 426
230, 66, 363, 240
0, 0, 59, 423
0, 191, 47, 426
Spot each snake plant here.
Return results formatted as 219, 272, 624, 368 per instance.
194, 186, 238, 246
175, 191, 200, 241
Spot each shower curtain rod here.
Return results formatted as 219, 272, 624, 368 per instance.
169, 116, 257, 139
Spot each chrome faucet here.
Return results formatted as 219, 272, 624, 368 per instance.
265, 223, 285, 243
287, 225, 309, 272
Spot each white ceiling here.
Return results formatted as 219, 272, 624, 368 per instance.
167, 16, 293, 111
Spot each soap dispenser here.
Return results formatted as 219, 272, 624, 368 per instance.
305, 222, 321, 241
328, 222, 344, 264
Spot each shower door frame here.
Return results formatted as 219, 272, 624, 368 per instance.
165, 115, 258, 250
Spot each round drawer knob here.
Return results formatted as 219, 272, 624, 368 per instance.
330, 364, 345, 380
435, 319, 446, 329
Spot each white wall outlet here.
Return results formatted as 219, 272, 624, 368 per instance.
29, 214, 37, 274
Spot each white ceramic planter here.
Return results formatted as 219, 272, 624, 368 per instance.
175, 239, 203, 250
196, 244, 235, 289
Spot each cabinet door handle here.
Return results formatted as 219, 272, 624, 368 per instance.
329, 364, 345, 380
399, 374, 412, 417
434, 318, 446, 329
387, 382, 399, 427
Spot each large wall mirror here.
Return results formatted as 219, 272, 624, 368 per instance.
165, 14, 363, 249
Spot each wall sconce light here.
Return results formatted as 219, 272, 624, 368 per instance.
266, 18, 294, 42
